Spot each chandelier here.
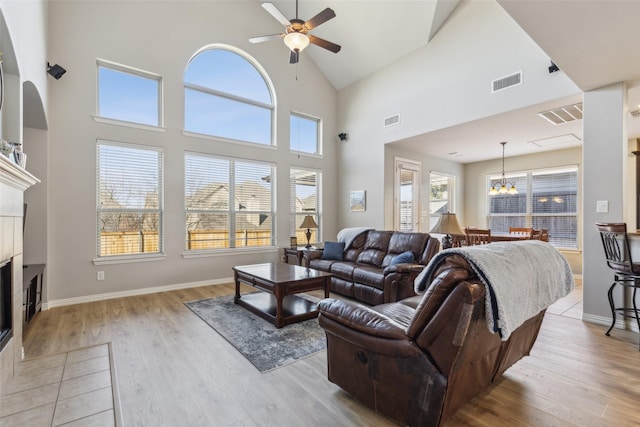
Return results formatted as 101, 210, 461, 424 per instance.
488, 142, 518, 195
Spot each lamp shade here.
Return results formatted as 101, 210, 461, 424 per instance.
299, 215, 318, 229
284, 32, 310, 52
430, 212, 464, 236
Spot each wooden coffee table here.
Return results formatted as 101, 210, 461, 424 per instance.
233, 263, 332, 328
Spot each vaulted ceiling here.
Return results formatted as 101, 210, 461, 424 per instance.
256, 0, 640, 163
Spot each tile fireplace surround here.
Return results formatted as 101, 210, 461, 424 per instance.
0, 154, 39, 386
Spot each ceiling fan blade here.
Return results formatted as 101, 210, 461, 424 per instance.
289, 50, 299, 64
261, 3, 291, 27
308, 35, 341, 53
249, 34, 285, 44
304, 7, 336, 30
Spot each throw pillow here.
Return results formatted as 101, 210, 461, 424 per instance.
321, 241, 345, 260
390, 251, 415, 265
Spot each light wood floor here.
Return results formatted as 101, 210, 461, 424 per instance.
13, 281, 640, 426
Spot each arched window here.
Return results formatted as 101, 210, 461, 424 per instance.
184, 46, 274, 145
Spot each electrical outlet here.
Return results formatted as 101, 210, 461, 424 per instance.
97, 271, 105, 280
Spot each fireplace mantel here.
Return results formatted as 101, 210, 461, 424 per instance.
0, 153, 39, 191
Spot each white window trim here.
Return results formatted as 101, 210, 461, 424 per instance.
184, 151, 277, 252
96, 139, 164, 259
290, 166, 323, 243
486, 164, 579, 250
183, 44, 277, 146
96, 58, 164, 128
290, 111, 323, 156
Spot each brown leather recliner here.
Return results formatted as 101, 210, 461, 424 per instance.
318, 253, 546, 426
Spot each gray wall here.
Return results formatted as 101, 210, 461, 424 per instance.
45, 1, 339, 302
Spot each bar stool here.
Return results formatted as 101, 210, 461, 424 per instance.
595, 222, 640, 350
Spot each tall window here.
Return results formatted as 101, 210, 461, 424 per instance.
97, 60, 162, 127
97, 141, 163, 257
290, 112, 321, 155
290, 168, 321, 244
185, 153, 275, 250
487, 166, 578, 249
428, 172, 456, 231
184, 47, 274, 145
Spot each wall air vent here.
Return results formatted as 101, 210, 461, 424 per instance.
384, 114, 400, 128
538, 102, 583, 125
491, 71, 522, 93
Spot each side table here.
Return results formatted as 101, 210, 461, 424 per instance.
283, 246, 323, 266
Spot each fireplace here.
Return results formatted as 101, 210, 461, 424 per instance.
0, 259, 12, 352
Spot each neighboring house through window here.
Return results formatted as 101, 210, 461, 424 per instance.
185, 153, 276, 250
487, 166, 578, 249
290, 168, 321, 244
97, 141, 163, 257
184, 46, 274, 145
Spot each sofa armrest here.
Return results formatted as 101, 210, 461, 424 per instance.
383, 263, 424, 276
302, 249, 323, 266
318, 298, 407, 340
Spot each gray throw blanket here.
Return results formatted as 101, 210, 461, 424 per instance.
337, 227, 373, 249
414, 240, 574, 340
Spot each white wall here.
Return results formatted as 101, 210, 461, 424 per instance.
464, 146, 582, 274
337, 0, 579, 230
45, 1, 339, 301
582, 83, 627, 324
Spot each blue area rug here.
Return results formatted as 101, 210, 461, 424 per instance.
184, 294, 326, 373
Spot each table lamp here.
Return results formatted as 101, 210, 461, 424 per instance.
299, 215, 318, 248
430, 212, 464, 250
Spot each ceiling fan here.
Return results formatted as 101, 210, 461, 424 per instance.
249, 1, 341, 64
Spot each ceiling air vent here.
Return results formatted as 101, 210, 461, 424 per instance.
538, 102, 583, 125
491, 71, 522, 93
384, 114, 400, 128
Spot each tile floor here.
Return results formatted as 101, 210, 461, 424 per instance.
0, 343, 119, 426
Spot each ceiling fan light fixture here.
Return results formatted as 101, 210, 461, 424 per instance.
284, 32, 310, 52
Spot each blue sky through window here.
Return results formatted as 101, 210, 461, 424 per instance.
290, 114, 319, 154
98, 67, 159, 126
184, 48, 273, 144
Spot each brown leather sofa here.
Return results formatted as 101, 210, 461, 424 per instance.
304, 230, 440, 305
317, 252, 547, 426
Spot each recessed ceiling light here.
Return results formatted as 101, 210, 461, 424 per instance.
447, 152, 462, 157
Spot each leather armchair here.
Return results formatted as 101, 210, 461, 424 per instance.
318, 254, 545, 426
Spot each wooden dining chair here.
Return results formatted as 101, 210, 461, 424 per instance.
509, 227, 533, 238
531, 229, 549, 242
465, 227, 491, 245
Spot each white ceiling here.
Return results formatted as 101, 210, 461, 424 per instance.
257, 0, 640, 163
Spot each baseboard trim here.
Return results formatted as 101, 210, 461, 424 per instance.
43, 277, 233, 309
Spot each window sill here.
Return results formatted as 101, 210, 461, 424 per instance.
182, 130, 277, 149
289, 150, 323, 158
93, 116, 166, 132
93, 254, 166, 265
182, 246, 278, 259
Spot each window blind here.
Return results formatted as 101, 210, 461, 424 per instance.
290, 168, 321, 244
185, 153, 275, 250
96, 141, 163, 257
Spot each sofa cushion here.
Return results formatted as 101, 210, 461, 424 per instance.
390, 251, 414, 265
322, 241, 345, 260
353, 265, 386, 290
331, 261, 358, 280
356, 231, 392, 267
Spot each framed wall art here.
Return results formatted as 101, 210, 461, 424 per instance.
349, 190, 366, 212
